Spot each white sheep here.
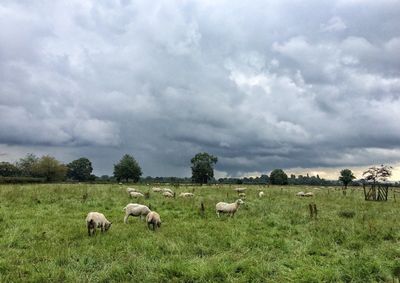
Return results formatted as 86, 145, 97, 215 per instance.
130, 191, 144, 198
162, 188, 174, 194
163, 191, 174, 198
123, 203, 151, 223
296, 191, 305, 197
304, 192, 314, 197
152, 187, 162, 192
258, 191, 264, 198
179, 192, 194, 198
146, 211, 161, 230
216, 199, 244, 218
127, 187, 137, 193
86, 212, 112, 236
234, 187, 246, 193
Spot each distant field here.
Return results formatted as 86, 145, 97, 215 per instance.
0, 184, 399, 282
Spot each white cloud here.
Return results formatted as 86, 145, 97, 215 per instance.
321, 16, 347, 32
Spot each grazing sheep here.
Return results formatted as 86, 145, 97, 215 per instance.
86, 212, 112, 236
162, 188, 174, 194
304, 192, 314, 197
163, 191, 174, 198
258, 191, 264, 198
123, 203, 151, 223
146, 211, 161, 230
296, 191, 305, 197
234, 188, 246, 193
216, 199, 244, 218
152, 187, 162, 193
127, 187, 137, 193
179, 192, 194, 198
130, 191, 144, 198
238, 192, 246, 198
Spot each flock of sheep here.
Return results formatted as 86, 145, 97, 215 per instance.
85, 186, 314, 236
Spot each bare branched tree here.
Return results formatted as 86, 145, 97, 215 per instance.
362, 165, 392, 184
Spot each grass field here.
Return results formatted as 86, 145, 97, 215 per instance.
0, 183, 400, 282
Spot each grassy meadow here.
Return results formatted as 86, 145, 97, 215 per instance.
0, 183, 400, 282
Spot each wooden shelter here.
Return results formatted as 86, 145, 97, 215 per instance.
363, 183, 389, 201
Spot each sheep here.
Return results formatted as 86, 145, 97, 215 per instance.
130, 191, 144, 198
162, 188, 174, 194
146, 211, 161, 230
127, 187, 137, 193
86, 212, 112, 236
296, 191, 305, 197
215, 199, 244, 218
179, 192, 194, 198
238, 192, 246, 198
258, 191, 264, 198
163, 191, 174, 198
152, 187, 162, 193
123, 203, 151, 223
234, 187, 246, 193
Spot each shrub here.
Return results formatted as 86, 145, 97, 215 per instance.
338, 210, 356, 218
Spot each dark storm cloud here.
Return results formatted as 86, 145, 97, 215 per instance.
0, 0, 399, 177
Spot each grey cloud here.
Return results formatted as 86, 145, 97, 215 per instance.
0, 0, 399, 177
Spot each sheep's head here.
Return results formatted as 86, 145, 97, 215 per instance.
105, 222, 112, 231
236, 199, 244, 205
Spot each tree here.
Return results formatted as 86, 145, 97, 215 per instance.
269, 169, 288, 185
0, 162, 20, 177
191, 152, 218, 184
32, 155, 67, 182
362, 165, 392, 184
67, 157, 93, 181
16, 153, 39, 176
113, 154, 142, 182
339, 169, 356, 189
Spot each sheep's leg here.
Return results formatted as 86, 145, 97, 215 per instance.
216, 211, 220, 218
101, 225, 104, 233
88, 226, 91, 236
124, 214, 129, 224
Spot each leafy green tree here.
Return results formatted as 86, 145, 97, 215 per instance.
269, 169, 288, 185
32, 155, 68, 182
113, 154, 142, 182
0, 162, 20, 177
191, 152, 218, 184
67, 157, 93, 181
16, 153, 39, 176
339, 169, 356, 189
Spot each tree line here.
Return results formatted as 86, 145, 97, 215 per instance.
0, 152, 395, 186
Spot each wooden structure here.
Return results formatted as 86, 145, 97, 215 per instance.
363, 183, 389, 201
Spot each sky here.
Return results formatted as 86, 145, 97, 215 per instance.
0, 0, 400, 180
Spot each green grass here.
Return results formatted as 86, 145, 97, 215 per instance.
0, 184, 399, 282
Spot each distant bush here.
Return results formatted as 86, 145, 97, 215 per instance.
0, 177, 46, 183
338, 210, 356, 218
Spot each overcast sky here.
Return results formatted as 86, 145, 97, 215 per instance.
1, 0, 400, 179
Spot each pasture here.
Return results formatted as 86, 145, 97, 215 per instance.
0, 183, 399, 282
